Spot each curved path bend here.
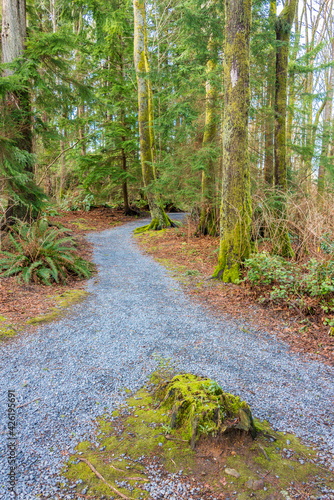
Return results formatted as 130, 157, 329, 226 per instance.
0, 217, 333, 499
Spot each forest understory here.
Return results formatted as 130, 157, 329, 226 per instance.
1, 206, 333, 368
1, 0, 334, 496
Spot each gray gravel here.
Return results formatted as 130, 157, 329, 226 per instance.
0, 215, 334, 499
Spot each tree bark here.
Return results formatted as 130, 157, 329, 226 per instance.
318, 38, 334, 194
2, 0, 32, 156
273, 0, 297, 257
213, 0, 252, 282
263, 0, 276, 185
198, 38, 218, 236
133, 0, 175, 231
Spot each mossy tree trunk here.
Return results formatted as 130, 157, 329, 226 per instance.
286, 12, 300, 179
273, 0, 297, 258
263, 0, 276, 186
198, 39, 218, 236
318, 38, 334, 195
2, 0, 31, 155
133, 0, 175, 231
213, 0, 252, 282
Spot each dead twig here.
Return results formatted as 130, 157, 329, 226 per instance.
110, 465, 148, 481
165, 434, 188, 442
78, 457, 133, 500
17, 398, 42, 409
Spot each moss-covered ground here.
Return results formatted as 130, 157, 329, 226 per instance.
0, 289, 89, 343
62, 372, 334, 499
26, 289, 89, 325
0, 314, 17, 341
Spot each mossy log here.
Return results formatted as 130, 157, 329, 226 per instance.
154, 373, 256, 449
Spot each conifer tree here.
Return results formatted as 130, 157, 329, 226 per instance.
1, 0, 44, 222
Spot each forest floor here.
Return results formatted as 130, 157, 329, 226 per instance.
135, 218, 334, 368
2, 207, 333, 364
0, 212, 334, 500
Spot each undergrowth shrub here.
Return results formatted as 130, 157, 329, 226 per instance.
0, 218, 93, 285
244, 252, 334, 326
59, 192, 95, 212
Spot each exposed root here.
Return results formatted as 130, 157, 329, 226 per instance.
77, 457, 133, 499
134, 215, 179, 234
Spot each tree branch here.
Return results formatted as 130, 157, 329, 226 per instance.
37, 136, 89, 187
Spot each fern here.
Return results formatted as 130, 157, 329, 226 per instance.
0, 218, 93, 285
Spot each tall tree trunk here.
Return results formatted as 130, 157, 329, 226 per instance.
198, 39, 218, 236
213, 0, 252, 282
264, 0, 276, 185
78, 105, 86, 156
318, 38, 334, 194
286, 9, 300, 179
273, 0, 297, 257
59, 131, 66, 199
264, 81, 274, 185
133, 0, 175, 231
121, 141, 131, 215
119, 36, 133, 216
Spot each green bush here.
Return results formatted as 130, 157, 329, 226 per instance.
0, 218, 93, 285
59, 193, 95, 212
244, 252, 334, 322
244, 252, 298, 287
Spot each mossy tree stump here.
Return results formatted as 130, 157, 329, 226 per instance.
154, 373, 256, 449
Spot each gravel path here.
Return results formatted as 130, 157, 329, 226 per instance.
0, 216, 334, 499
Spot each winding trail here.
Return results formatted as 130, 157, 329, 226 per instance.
0, 217, 334, 499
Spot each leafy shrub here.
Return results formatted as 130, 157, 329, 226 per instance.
0, 218, 93, 285
244, 253, 298, 287
301, 259, 334, 297
320, 234, 334, 255
59, 192, 95, 212
244, 252, 334, 323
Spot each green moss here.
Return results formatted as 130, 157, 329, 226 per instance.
134, 214, 179, 234
68, 221, 96, 231
215, 0, 252, 283
0, 315, 18, 341
27, 289, 89, 325
62, 373, 334, 499
153, 373, 256, 447
63, 380, 196, 498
